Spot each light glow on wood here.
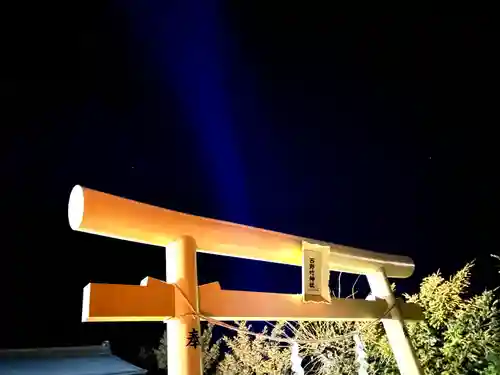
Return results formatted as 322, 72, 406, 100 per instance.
82, 280, 175, 322
165, 236, 202, 375
200, 284, 423, 321
69, 185, 415, 278
367, 269, 423, 375
83, 278, 423, 322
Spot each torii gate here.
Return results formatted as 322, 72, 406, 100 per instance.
68, 185, 424, 375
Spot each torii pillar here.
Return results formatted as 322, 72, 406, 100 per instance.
165, 236, 202, 375
368, 268, 423, 375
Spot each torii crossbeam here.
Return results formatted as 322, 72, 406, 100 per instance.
69, 185, 423, 375
83, 277, 422, 323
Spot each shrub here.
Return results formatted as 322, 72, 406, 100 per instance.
216, 321, 291, 374
362, 262, 500, 374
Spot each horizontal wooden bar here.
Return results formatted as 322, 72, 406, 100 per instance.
69, 185, 414, 278
82, 281, 175, 322
83, 278, 422, 323
82, 279, 225, 323
199, 283, 423, 322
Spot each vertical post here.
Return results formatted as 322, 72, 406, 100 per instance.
367, 268, 423, 375
165, 236, 202, 375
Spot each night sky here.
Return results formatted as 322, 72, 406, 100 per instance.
2, 4, 497, 362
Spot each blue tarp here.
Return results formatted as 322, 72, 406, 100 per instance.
0, 344, 147, 375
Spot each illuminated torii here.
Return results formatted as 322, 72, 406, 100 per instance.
69, 185, 423, 375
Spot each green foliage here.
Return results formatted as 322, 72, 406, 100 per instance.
362, 262, 500, 374
216, 321, 291, 375
202, 324, 221, 373
153, 322, 290, 374
481, 352, 500, 375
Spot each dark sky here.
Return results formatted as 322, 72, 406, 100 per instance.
2, 3, 498, 357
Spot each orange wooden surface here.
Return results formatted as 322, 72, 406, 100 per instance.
198, 285, 423, 322
69, 185, 415, 278
165, 236, 202, 375
82, 281, 174, 322
83, 278, 422, 323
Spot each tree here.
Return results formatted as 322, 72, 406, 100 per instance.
291, 320, 359, 375
216, 321, 292, 375
362, 262, 500, 374
153, 321, 293, 374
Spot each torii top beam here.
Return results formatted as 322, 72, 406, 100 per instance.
68, 185, 414, 278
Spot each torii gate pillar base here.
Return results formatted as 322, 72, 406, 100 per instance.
166, 236, 202, 375
367, 268, 423, 375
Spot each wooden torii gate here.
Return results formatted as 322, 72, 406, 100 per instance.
68, 185, 423, 375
